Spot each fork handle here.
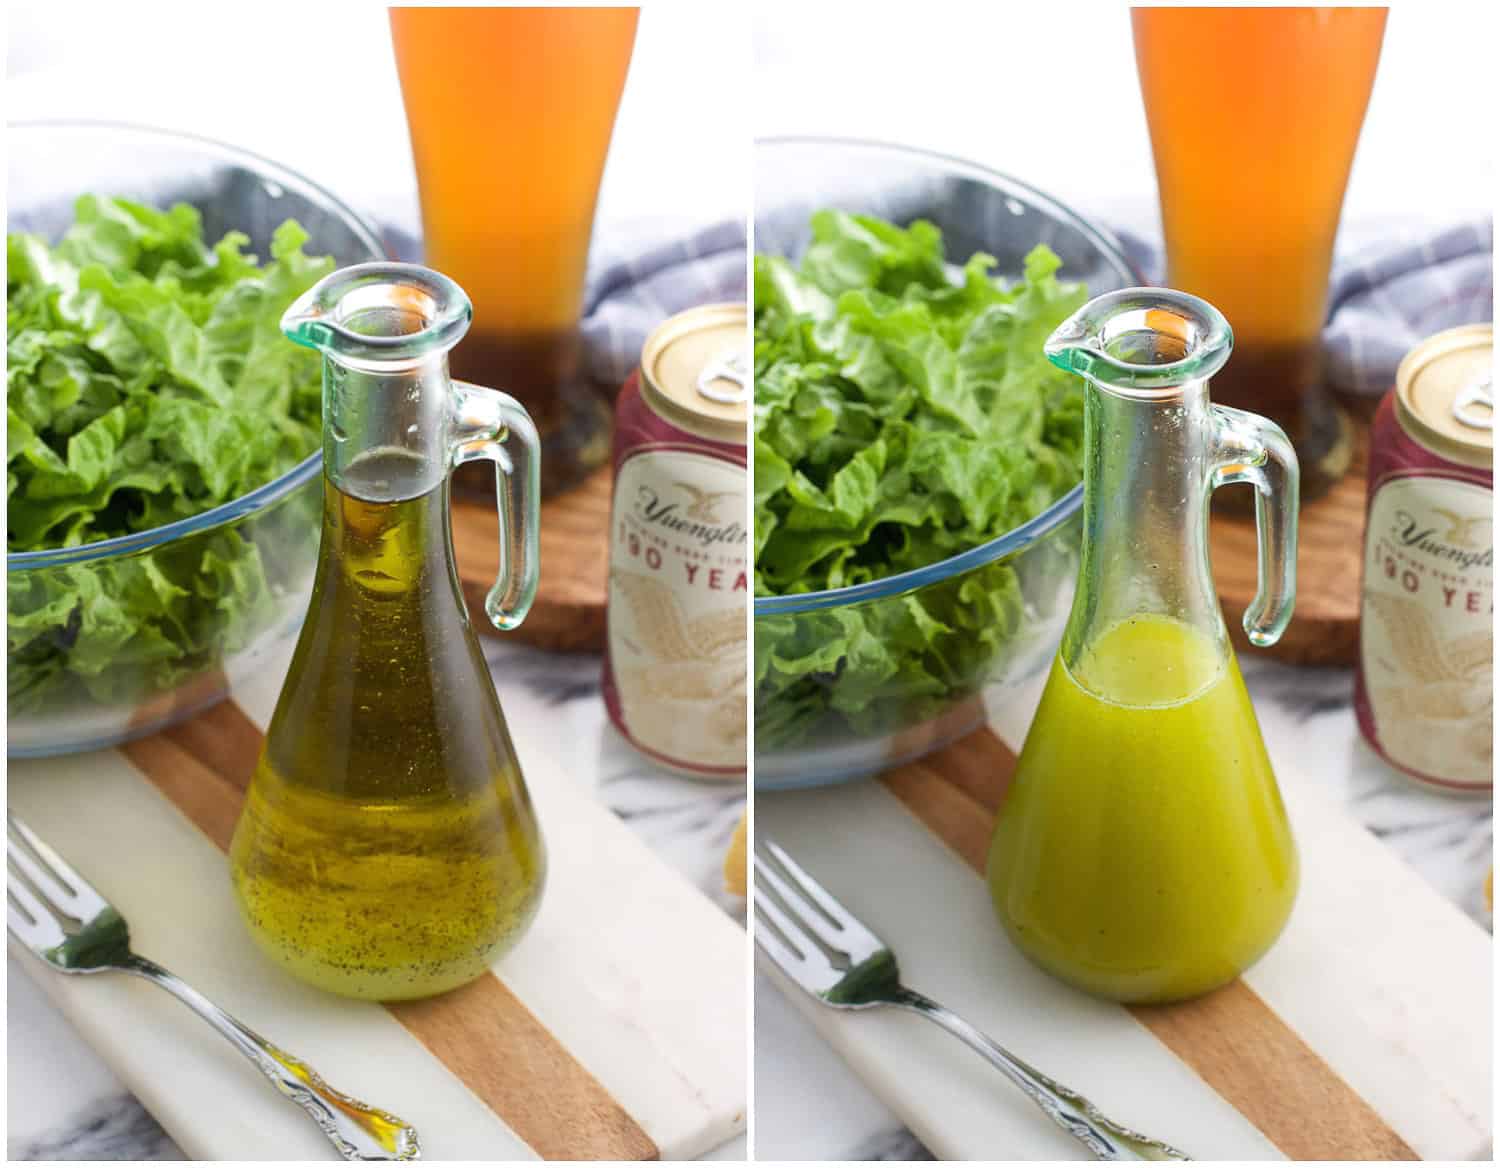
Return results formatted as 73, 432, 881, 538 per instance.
891, 988, 1190, 1161
123, 956, 420, 1161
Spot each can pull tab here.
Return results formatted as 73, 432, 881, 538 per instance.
697, 345, 749, 404
1453, 374, 1493, 431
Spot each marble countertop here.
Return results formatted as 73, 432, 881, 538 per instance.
12, 652, 1488, 1161
8, 639, 748, 1160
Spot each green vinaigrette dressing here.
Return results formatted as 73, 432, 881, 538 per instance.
987, 615, 1297, 1003
987, 288, 1302, 1004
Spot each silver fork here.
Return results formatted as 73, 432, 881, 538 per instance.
754, 840, 1190, 1161
6, 813, 420, 1161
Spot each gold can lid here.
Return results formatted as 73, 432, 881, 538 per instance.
1395, 323, 1493, 470
640, 303, 748, 445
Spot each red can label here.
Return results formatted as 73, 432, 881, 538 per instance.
1355, 394, 1493, 793
603, 364, 748, 779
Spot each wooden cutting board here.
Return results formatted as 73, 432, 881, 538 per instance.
8, 640, 745, 1161
757, 724, 1490, 1160
1211, 423, 1368, 666
452, 465, 612, 653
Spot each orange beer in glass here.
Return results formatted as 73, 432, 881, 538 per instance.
391, 6, 639, 495
1132, 7, 1387, 499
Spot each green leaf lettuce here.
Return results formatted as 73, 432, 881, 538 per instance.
754, 211, 1086, 748
7, 195, 333, 717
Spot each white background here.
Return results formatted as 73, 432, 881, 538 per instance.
8, 2, 750, 239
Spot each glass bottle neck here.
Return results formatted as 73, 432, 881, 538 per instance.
1061, 377, 1229, 672
281, 263, 475, 506
323, 352, 452, 504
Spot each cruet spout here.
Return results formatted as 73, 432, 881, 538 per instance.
280, 263, 474, 365
1043, 287, 1234, 394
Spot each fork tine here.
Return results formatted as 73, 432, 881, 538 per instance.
8, 829, 87, 919
756, 893, 816, 977
7, 814, 110, 921
751, 883, 828, 983
7, 880, 68, 950
754, 847, 854, 955
761, 840, 882, 950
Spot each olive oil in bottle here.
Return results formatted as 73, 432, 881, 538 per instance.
230, 265, 545, 1001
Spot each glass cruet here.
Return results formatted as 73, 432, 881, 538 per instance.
986, 287, 1301, 1005
229, 262, 547, 1002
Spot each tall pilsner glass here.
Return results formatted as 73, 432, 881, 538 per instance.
1132, 7, 1387, 501
391, 6, 640, 496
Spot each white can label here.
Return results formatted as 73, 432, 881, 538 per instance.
1360, 474, 1493, 786
608, 448, 748, 771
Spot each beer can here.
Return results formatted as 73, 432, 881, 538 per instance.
602, 304, 748, 779
1355, 324, 1493, 795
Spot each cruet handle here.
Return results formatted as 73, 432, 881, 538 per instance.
448, 381, 541, 631
1208, 405, 1300, 647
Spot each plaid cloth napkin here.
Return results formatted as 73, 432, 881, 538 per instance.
386, 219, 748, 390
578, 219, 747, 390
1113, 217, 1494, 399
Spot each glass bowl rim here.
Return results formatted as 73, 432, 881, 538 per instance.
7, 118, 387, 572
753, 134, 1140, 616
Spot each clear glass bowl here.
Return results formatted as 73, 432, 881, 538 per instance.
7, 121, 386, 757
754, 138, 1139, 789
